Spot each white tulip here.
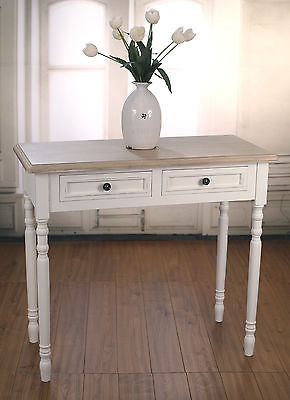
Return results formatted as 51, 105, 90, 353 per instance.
130, 26, 145, 42
172, 27, 185, 44
83, 43, 98, 57
112, 29, 122, 40
109, 16, 122, 29
183, 28, 196, 42
145, 8, 160, 24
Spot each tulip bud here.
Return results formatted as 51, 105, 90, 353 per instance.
172, 27, 185, 44
130, 26, 145, 42
183, 28, 196, 42
145, 8, 160, 24
109, 16, 123, 29
83, 43, 98, 57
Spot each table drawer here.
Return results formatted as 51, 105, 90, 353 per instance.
162, 166, 254, 196
59, 171, 152, 201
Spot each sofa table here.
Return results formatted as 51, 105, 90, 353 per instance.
14, 135, 277, 382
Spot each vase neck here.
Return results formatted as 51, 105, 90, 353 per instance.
133, 82, 151, 90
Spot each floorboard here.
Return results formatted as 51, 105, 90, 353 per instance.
0, 238, 289, 399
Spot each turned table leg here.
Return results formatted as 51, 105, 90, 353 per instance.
244, 203, 263, 356
36, 218, 51, 382
24, 195, 39, 343
215, 201, 229, 322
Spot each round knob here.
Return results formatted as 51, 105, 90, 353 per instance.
103, 182, 112, 191
202, 177, 211, 186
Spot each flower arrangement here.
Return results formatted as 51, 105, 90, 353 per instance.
83, 9, 196, 93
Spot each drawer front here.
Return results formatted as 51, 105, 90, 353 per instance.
59, 171, 152, 202
162, 166, 253, 196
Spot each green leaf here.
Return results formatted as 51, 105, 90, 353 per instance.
157, 67, 172, 93
120, 61, 133, 68
143, 60, 162, 82
109, 55, 128, 65
128, 40, 138, 63
137, 41, 146, 53
154, 72, 163, 79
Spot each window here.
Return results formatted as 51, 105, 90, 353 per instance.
29, 0, 240, 143
44, 0, 107, 141
135, 0, 208, 137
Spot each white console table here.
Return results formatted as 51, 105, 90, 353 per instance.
14, 135, 276, 382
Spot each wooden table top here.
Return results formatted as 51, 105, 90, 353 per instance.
14, 135, 277, 173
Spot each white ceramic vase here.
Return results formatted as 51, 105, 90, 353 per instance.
121, 82, 161, 149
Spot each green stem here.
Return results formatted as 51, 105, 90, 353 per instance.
147, 23, 152, 47
118, 28, 129, 50
98, 52, 120, 62
155, 41, 174, 60
159, 43, 178, 62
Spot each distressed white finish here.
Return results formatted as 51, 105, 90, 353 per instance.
215, 201, 229, 322
14, 136, 275, 381
36, 218, 51, 382
244, 162, 269, 356
24, 195, 38, 342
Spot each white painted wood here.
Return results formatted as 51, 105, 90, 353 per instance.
244, 203, 263, 356
50, 166, 257, 213
14, 137, 275, 381
59, 170, 152, 201
162, 165, 252, 196
35, 174, 49, 220
24, 195, 38, 343
215, 201, 229, 322
36, 218, 51, 382
255, 163, 269, 206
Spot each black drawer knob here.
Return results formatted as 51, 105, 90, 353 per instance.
103, 182, 112, 191
202, 177, 211, 186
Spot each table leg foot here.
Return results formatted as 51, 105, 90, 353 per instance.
215, 303, 224, 323
40, 350, 51, 382
28, 316, 39, 343
244, 321, 256, 356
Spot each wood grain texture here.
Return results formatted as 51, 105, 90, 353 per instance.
118, 374, 155, 400
116, 242, 151, 373
0, 283, 27, 373
14, 135, 277, 173
138, 242, 184, 373
52, 284, 89, 374
254, 372, 290, 400
160, 242, 218, 372
85, 281, 117, 373
154, 373, 191, 400
1, 238, 290, 398
221, 372, 263, 399
184, 242, 252, 372
83, 374, 118, 400
0, 374, 15, 399
187, 372, 227, 399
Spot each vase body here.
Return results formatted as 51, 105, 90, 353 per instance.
121, 82, 161, 149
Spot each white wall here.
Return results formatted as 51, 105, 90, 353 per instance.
238, 0, 290, 154
1, 0, 290, 236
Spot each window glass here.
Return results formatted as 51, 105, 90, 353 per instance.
49, 0, 106, 66
141, 0, 205, 136
49, 70, 105, 141
48, 0, 106, 141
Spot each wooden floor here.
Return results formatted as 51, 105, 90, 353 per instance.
0, 238, 289, 399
